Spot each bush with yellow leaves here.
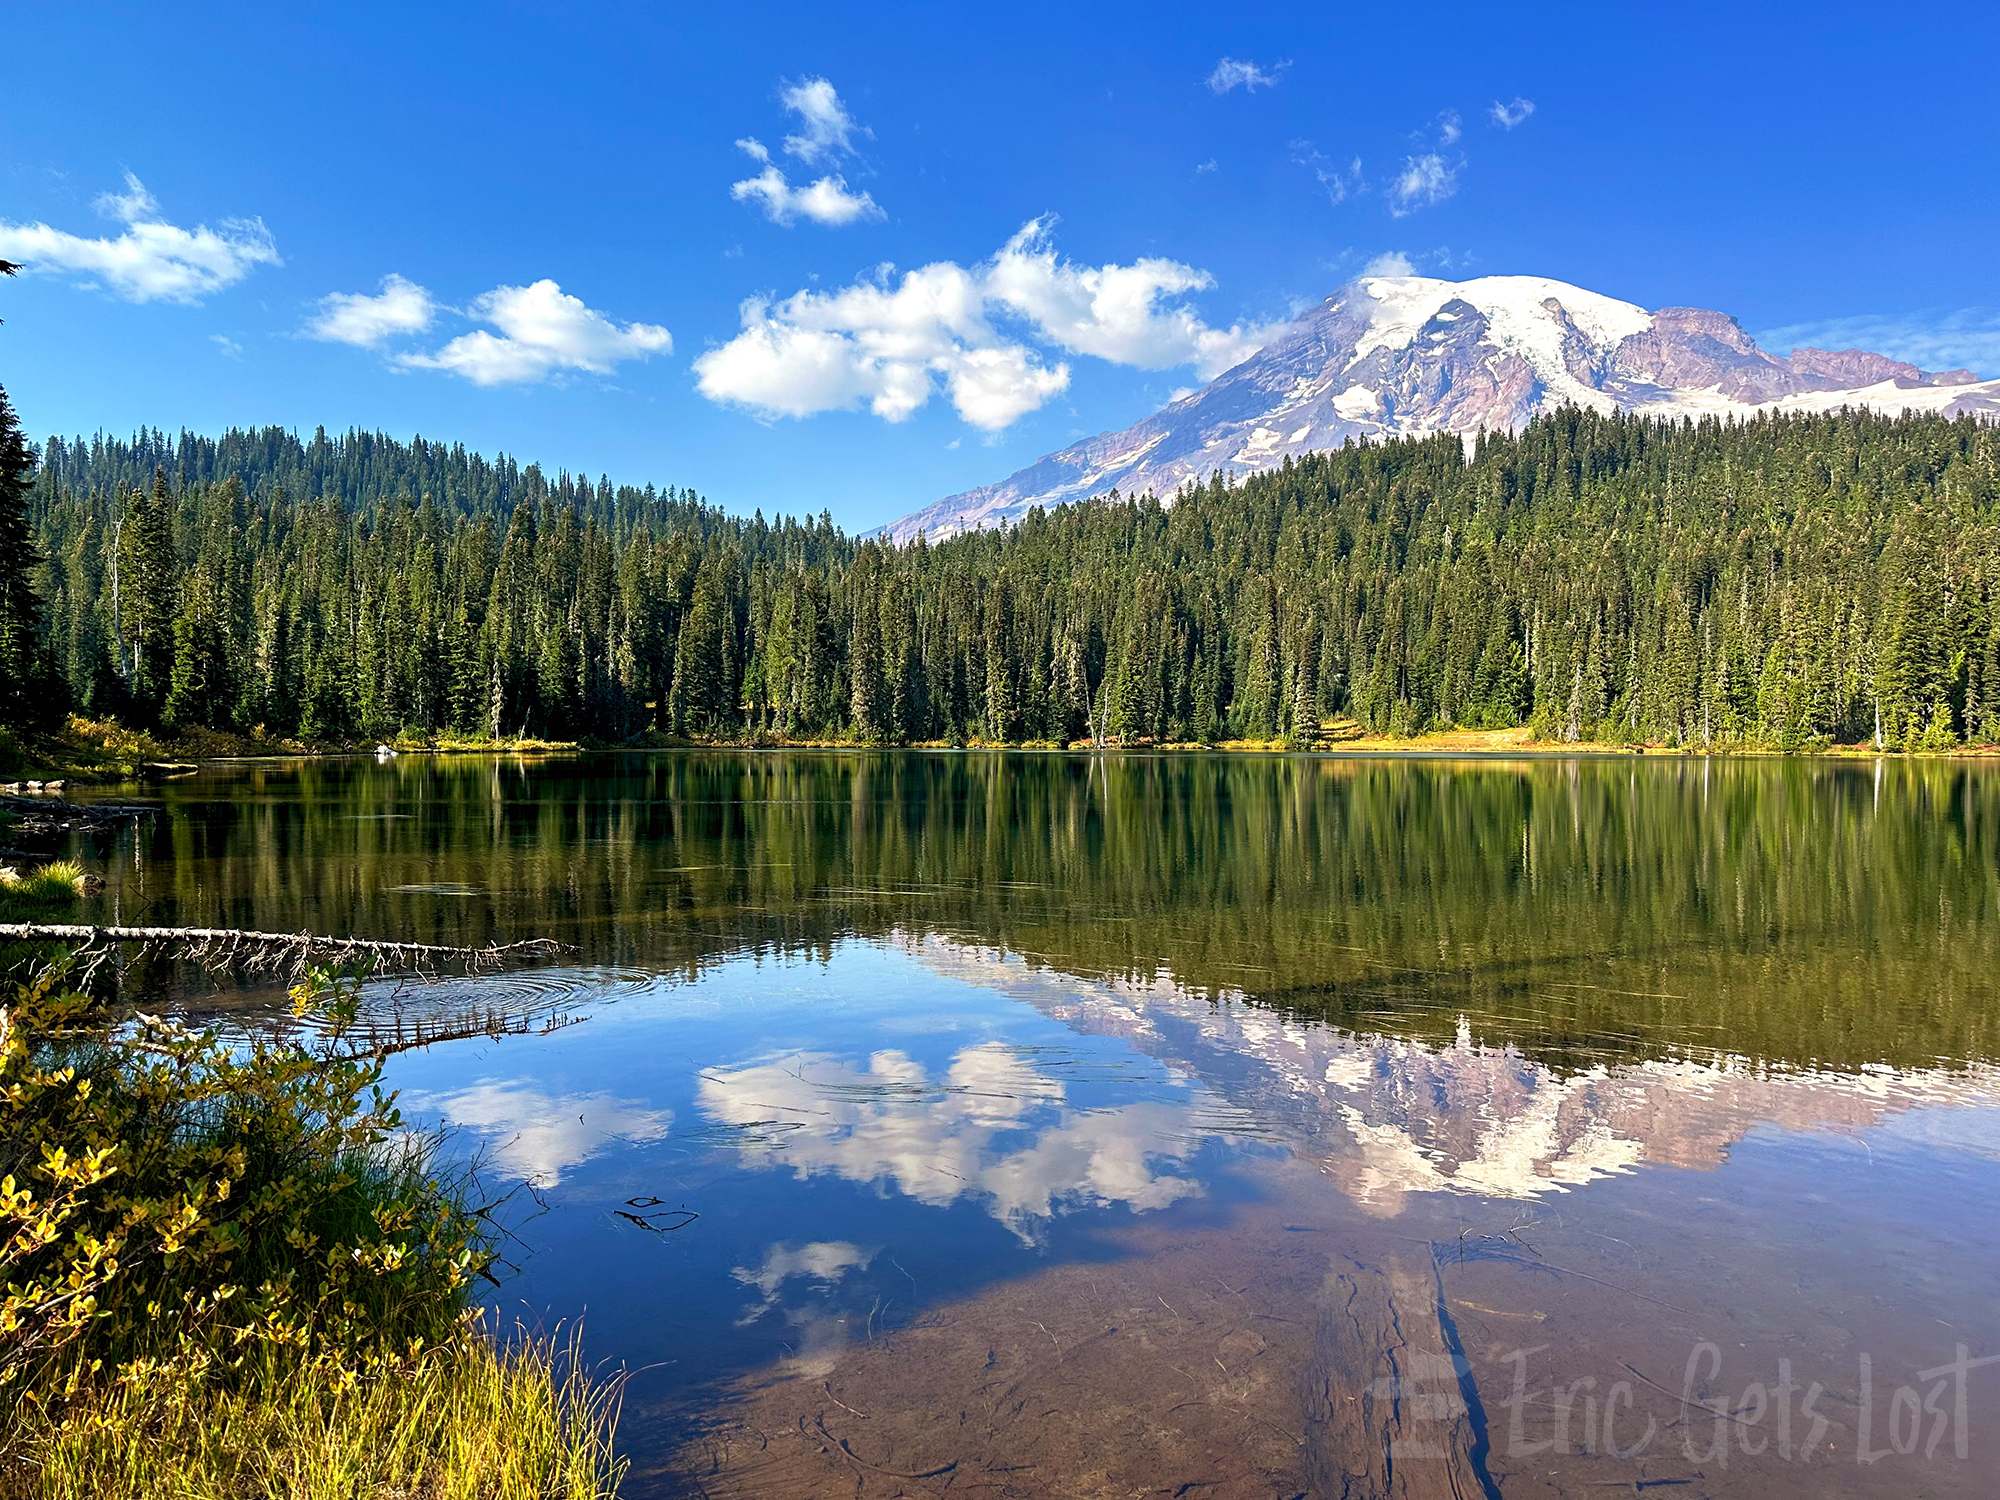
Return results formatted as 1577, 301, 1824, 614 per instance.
0, 960, 625, 1499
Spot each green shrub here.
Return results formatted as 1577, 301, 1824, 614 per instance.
0, 961, 625, 1496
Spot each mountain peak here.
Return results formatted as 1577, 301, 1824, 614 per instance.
885, 275, 2000, 543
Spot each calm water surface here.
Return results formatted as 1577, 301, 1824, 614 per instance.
72, 753, 2000, 1498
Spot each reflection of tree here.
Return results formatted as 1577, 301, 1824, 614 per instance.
100, 752, 2000, 1073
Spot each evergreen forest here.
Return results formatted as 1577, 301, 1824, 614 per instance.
6, 383, 1999, 752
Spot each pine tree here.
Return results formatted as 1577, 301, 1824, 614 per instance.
0, 384, 55, 726
669, 563, 732, 735
982, 574, 1019, 743
162, 575, 238, 732
848, 594, 885, 742
1289, 660, 1319, 748
123, 470, 181, 725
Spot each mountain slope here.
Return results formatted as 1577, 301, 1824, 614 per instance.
887, 275, 2000, 542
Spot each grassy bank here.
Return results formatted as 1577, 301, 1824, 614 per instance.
0, 861, 92, 914
623, 716, 2000, 757
0, 716, 586, 783
9, 1327, 622, 1500
0, 946, 626, 1497
12, 712, 1994, 781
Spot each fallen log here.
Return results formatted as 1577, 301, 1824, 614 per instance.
0, 924, 568, 971
1299, 1251, 1495, 1500
1, 795, 155, 821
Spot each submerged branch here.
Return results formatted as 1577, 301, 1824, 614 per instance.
0, 923, 569, 972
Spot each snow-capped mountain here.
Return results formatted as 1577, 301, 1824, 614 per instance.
885, 275, 2000, 542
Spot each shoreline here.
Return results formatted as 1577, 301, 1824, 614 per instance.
13, 716, 2000, 785
176, 736, 2000, 766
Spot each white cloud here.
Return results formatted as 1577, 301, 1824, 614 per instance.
731, 146, 882, 227
0, 172, 279, 304
1293, 141, 1365, 205
694, 220, 1286, 428
695, 257, 1063, 428
1206, 57, 1289, 94
1490, 97, 1536, 130
731, 79, 883, 228
209, 334, 243, 358
779, 76, 868, 164
1195, 159, 1218, 175
1362, 251, 1417, 277
987, 219, 1286, 378
305, 273, 437, 348
1436, 110, 1463, 146
96, 176, 160, 222
1753, 309, 2000, 379
1387, 154, 1459, 216
397, 279, 671, 386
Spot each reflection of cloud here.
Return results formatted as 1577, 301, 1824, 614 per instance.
1878, 1105, 2000, 1159
979, 1105, 1201, 1220
946, 1040, 1064, 1124
407, 1081, 671, 1186
697, 1045, 1204, 1237
732, 1240, 877, 1324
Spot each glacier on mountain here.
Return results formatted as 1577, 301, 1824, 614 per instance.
886, 274, 2000, 543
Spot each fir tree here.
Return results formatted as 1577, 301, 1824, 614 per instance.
0, 384, 55, 726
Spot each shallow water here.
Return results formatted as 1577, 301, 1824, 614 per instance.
71, 752, 2000, 1496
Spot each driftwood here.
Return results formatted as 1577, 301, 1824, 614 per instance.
1, 795, 155, 825
1299, 1251, 1495, 1500
1, 795, 156, 861
331, 1005, 588, 1060
0, 923, 568, 973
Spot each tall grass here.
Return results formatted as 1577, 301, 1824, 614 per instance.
9, 1323, 627, 1500
0, 860, 87, 910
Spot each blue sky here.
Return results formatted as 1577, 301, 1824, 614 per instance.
2, 2, 1995, 531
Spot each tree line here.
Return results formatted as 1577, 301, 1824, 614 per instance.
5, 384, 1999, 751
102, 751, 2000, 1074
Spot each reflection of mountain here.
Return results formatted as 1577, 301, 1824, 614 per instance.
695, 1042, 1241, 1238
902, 935, 2000, 1215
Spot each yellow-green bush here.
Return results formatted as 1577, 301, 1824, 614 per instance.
0, 961, 625, 1496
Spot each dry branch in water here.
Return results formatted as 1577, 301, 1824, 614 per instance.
0, 923, 569, 973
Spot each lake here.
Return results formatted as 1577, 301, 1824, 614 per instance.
70, 751, 2000, 1497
